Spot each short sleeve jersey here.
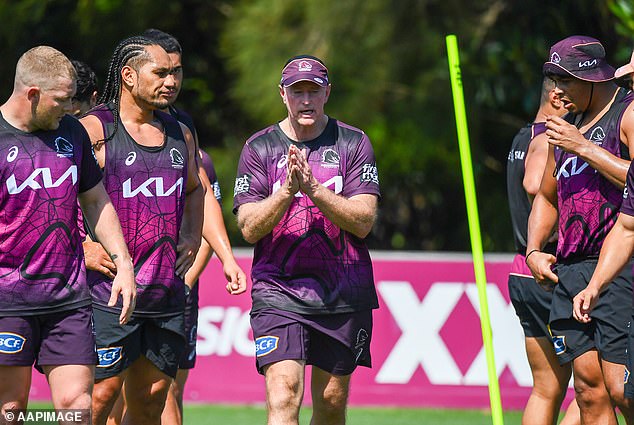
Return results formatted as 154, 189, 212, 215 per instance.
233, 118, 380, 314
555, 88, 633, 260
86, 105, 188, 316
0, 113, 102, 315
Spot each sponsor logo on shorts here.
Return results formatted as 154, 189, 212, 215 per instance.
626, 366, 631, 384
355, 328, 369, 363
255, 336, 279, 357
0, 332, 26, 354
97, 346, 123, 368
552, 335, 566, 355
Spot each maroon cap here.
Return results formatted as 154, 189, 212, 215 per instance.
280, 57, 329, 87
543, 35, 615, 83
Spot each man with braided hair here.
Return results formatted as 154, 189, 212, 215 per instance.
79, 36, 203, 425
141, 28, 248, 425
0, 46, 135, 422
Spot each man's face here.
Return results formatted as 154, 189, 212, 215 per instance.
280, 81, 330, 127
129, 44, 177, 110
33, 76, 75, 130
165, 52, 183, 106
550, 75, 592, 115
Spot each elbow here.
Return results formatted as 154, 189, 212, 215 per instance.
350, 215, 376, 239
241, 229, 259, 245
237, 219, 259, 244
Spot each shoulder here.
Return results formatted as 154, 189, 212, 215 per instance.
332, 119, 368, 146
170, 106, 196, 134
243, 124, 281, 156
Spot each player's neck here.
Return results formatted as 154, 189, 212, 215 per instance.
119, 91, 155, 125
578, 84, 619, 131
280, 115, 328, 142
0, 97, 37, 132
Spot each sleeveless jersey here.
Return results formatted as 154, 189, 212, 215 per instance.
0, 113, 102, 315
507, 122, 556, 255
555, 88, 633, 260
233, 118, 380, 314
86, 105, 188, 316
168, 106, 222, 201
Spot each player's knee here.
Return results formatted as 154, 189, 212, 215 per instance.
266, 374, 302, 412
1, 399, 28, 413
312, 386, 348, 423
56, 390, 91, 411
574, 379, 609, 409
127, 387, 170, 421
532, 375, 568, 400
92, 380, 121, 411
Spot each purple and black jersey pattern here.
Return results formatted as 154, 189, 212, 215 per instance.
619, 158, 634, 218
555, 88, 633, 261
233, 118, 380, 314
0, 113, 102, 315
86, 105, 188, 316
168, 106, 221, 201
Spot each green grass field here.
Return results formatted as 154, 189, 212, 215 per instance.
182, 404, 524, 424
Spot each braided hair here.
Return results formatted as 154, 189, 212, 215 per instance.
96, 35, 156, 145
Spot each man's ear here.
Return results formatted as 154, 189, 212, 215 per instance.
121, 66, 136, 87
26, 87, 40, 103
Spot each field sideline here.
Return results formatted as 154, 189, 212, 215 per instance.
181, 404, 525, 424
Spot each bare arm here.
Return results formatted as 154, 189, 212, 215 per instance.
188, 159, 247, 295
237, 149, 300, 243
237, 184, 296, 244
525, 144, 559, 285
175, 123, 204, 278
78, 182, 136, 324
523, 132, 549, 200
290, 145, 377, 238
573, 213, 634, 322
546, 115, 631, 188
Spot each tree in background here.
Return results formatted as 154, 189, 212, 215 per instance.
0, 0, 632, 251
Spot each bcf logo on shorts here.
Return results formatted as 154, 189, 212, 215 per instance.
552, 335, 566, 355
97, 346, 123, 368
0, 332, 26, 353
255, 336, 279, 357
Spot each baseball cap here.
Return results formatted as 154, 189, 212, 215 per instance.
280, 55, 329, 87
615, 50, 634, 79
543, 35, 615, 82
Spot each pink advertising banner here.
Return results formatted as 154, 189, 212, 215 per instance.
30, 250, 573, 409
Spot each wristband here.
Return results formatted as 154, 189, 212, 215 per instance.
525, 249, 540, 264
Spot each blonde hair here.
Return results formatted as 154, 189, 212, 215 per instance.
15, 46, 77, 91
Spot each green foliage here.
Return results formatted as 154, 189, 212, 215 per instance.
0, 1, 631, 251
